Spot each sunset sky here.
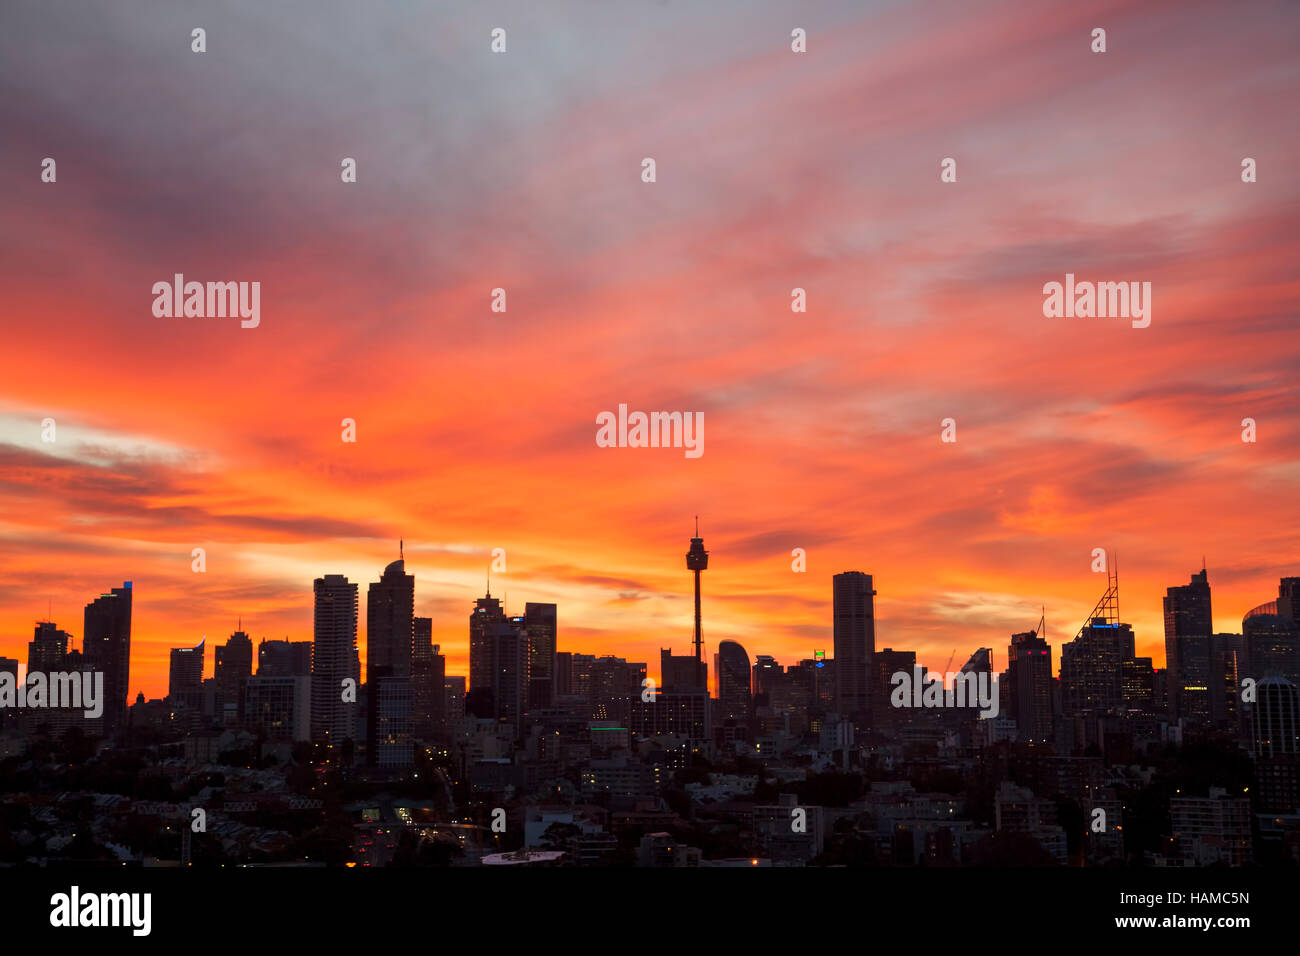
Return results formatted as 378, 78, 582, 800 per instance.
1, 0, 1297, 700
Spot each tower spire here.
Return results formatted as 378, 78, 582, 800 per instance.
401, 538, 404, 560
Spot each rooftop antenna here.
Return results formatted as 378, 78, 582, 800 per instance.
401, 538, 404, 560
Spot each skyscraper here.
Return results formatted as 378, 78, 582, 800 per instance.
714, 639, 751, 722
833, 571, 876, 722
311, 574, 359, 746
168, 637, 205, 699
27, 621, 71, 674
469, 592, 525, 729
257, 638, 313, 677
524, 602, 557, 711
1164, 568, 1214, 724
366, 553, 415, 767
83, 581, 132, 735
215, 627, 253, 723
411, 617, 445, 739
1007, 629, 1053, 743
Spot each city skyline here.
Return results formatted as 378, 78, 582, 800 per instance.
6, 540, 1296, 704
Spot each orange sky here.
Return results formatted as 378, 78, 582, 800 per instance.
1, 0, 1297, 699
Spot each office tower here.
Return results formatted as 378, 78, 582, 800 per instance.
686, 519, 709, 663
591, 656, 645, 724
443, 675, 466, 729
1254, 677, 1300, 758
630, 688, 711, 744
411, 618, 445, 739
83, 582, 132, 735
245, 675, 312, 742
751, 654, 781, 702
1164, 567, 1214, 723
958, 648, 994, 716
215, 627, 253, 722
714, 640, 751, 722
1243, 606, 1300, 686
661, 648, 706, 692
257, 639, 313, 677
555, 652, 573, 697
1278, 577, 1300, 622
1120, 657, 1156, 713
367, 552, 415, 767
833, 571, 876, 723
1007, 630, 1052, 743
524, 602, 557, 711
469, 593, 525, 728
873, 647, 916, 727
1253, 676, 1300, 813
1060, 620, 1135, 716
569, 653, 595, 702
168, 637, 205, 698
311, 574, 359, 746
27, 621, 71, 673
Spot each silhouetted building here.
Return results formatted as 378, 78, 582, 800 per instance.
215, 628, 253, 723
367, 554, 415, 767
1007, 630, 1052, 744
27, 621, 71, 674
833, 571, 876, 723
469, 593, 525, 729
311, 574, 359, 746
411, 617, 444, 738
258, 639, 313, 677
1164, 568, 1213, 724
83, 582, 132, 735
524, 602, 557, 711
661, 648, 705, 692
168, 637, 205, 699
714, 640, 751, 722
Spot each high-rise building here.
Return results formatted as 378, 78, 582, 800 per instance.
443, 675, 466, 729
168, 637, 205, 699
1243, 607, 1299, 686
1007, 630, 1052, 743
245, 675, 312, 742
469, 593, 525, 729
82, 582, 132, 735
215, 628, 253, 722
311, 574, 359, 746
661, 648, 705, 692
524, 602, 557, 711
714, 640, 751, 722
366, 553, 415, 767
411, 617, 445, 739
1060, 620, 1135, 716
1164, 568, 1213, 723
1253, 676, 1300, 813
257, 639, 313, 677
27, 621, 71, 674
833, 571, 876, 723
554, 652, 573, 697
873, 647, 916, 728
